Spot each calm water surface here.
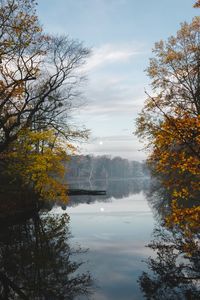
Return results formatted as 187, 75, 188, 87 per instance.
0, 179, 156, 299
1, 179, 198, 299
54, 179, 154, 300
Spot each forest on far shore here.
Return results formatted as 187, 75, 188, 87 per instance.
64, 155, 149, 181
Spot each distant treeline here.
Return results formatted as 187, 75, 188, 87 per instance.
64, 155, 149, 180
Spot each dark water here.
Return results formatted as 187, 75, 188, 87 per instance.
1, 179, 198, 299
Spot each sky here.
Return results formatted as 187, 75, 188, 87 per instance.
37, 0, 197, 161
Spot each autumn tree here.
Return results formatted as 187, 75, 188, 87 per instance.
0, 0, 89, 153
136, 17, 200, 228
5, 129, 77, 202
0, 0, 90, 202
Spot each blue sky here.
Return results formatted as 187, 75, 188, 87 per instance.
37, 0, 197, 161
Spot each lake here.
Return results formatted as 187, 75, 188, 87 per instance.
3, 178, 196, 299
0, 178, 154, 299
53, 178, 154, 300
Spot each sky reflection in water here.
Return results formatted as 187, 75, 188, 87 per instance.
53, 183, 154, 300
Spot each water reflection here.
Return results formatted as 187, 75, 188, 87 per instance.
143, 178, 171, 222
139, 177, 200, 300
64, 178, 150, 208
60, 180, 154, 300
0, 212, 93, 299
138, 225, 200, 300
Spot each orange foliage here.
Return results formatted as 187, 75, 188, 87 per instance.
166, 201, 200, 237
136, 18, 200, 231
148, 115, 200, 201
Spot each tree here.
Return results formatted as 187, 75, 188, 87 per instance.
0, 0, 89, 153
5, 129, 77, 202
137, 17, 200, 141
136, 17, 200, 228
0, 0, 90, 201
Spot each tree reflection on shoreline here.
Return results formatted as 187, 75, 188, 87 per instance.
65, 178, 150, 208
0, 213, 93, 299
138, 225, 200, 300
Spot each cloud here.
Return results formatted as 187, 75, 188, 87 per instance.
80, 97, 145, 116
80, 70, 146, 113
79, 134, 147, 161
92, 135, 134, 142
79, 43, 147, 119
74, 42, 148, 160
84, 43, 140, 71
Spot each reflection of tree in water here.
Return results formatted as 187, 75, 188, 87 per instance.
106, 179, 149, 199
138, 226, 200, 300
63, 178, 150, 208
143, 178, 171, 221
144, 178, 199, 225
0, 213, 93, 299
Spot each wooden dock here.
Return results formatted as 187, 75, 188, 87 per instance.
68, 189, 106, 196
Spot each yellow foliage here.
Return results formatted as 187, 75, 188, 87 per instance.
6, 129, 75, 203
